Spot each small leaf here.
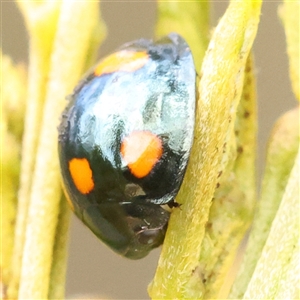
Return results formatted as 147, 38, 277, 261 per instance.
1, 54, 26, 288
244, 149, 299, 299
229, 107, 299, 298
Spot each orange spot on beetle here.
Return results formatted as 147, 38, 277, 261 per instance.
69, 158, 94, 194
121, 131, 163, 178
94, 50, 148, 76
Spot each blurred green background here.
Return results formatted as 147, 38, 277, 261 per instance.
2, 1, 296, 299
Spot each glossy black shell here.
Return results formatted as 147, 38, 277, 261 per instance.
58, 33, 195, 259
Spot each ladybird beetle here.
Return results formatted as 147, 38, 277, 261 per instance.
58, 33, 195, 259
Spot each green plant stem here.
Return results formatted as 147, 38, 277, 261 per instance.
8, 2, 61, 298
17, 2, 104, 298
232, 54, 257, 214
201, 53, 257, 299
149, 1, 262, 298
243, 149, 300, 299
48, 196, 71, 300
229, 106, 299, 298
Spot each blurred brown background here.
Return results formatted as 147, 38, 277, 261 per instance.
2, 1, 296, 299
